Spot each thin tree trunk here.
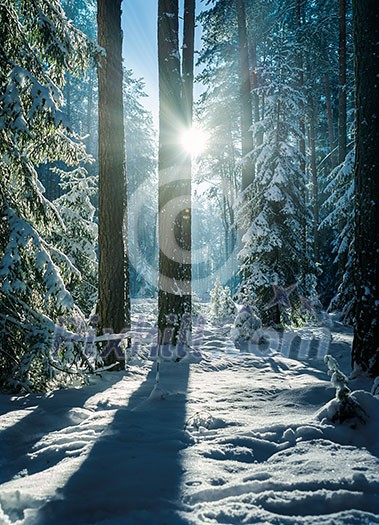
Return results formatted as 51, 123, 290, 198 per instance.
261, 36, 267, 121
237, 0, 254, 192
182, 0, 195, 127
296, 0, 306, 176
351, 0, 379, 376
181, 0, 194, 319
249, 35, 262, 146
309, 100, 319, 261
97, 0, 130, 362
338, 0, 347, 164
86, 67, 94, 154
324, 71, 336, 169
296, 0, 308, 292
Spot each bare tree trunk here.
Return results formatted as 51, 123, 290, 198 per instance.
338, 0, 347, 164
157, 0, 193, 346
351, 0, 379, 377
309, 99, 319, 261
86, 66, 95, 155
249, 34, 262, 146
180, 0, 194, 321
237, 0, 254, 192
324, 71, 336, 169
183, 0, 195, 127
296, 0, 306, 177
97, 0, 130, 363
66, 75, 72, 124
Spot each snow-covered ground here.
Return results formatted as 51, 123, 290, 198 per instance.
1, 301, 379, 525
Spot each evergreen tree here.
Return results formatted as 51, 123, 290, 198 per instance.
197, 0, 355, 312
0, 0, 94, 390
210, 278, 236, 320
238, 30, 317, 324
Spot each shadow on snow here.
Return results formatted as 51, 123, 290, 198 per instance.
36, 361, 191, 525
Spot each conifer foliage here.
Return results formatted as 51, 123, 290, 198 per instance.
53, 167, 98, 316
0, 0, 95, 390
238, 31, 316, 323
321, 149, 355, 323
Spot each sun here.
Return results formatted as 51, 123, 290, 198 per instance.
180, 126, 209, 157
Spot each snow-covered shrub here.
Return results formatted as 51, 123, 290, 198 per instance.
209, 278, 237, 320
323, 355, 368, 424
230, 305, 263, 344
184, 411, 225, 432
325, 355, 351, 401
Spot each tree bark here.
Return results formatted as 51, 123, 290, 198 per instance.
97, 0, 130, 361
182, 0, 195, 127
86, 66, 95, 155
351, 0, 379, 377
237, 0, 254, 192
296, 0, 306, 177
309, 100, 319, 261
338, 0, 347, 164
157, 0, 193, 346
324, 71, 336, 169
249, 34, 262, 146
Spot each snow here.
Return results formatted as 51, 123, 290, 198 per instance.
1, 302, 379, 525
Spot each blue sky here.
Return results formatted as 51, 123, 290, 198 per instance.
122, 0, 208, 124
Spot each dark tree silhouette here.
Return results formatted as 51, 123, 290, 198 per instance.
351, 0, 379, 376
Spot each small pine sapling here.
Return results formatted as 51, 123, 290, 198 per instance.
324, 355, 367, 424
210, 278, 236, 321
231, 305, 263, 344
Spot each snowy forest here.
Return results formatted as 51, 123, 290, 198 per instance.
0, 0, 378, 524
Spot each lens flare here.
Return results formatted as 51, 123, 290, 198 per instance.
180, 126, 208, 157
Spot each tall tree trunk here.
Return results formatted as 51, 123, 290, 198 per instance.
237, 0, 254, 192
181, 0, 195, 300
296, 0, 306, 177
182, 0, 195, 128
351, 0, 379, 376
296, 0, 308, 289
338, 0, 347, 164
324, 71, 336, 169
66, 75, 71, 124
309, 99, 319, 261
65, 0, 73, 126
157, 0, 193, 346
86, 66, 95, 155
97, 0, 130, 362
249, 34, 262, 147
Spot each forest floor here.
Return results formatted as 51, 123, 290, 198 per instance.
1, 301, 379, 525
